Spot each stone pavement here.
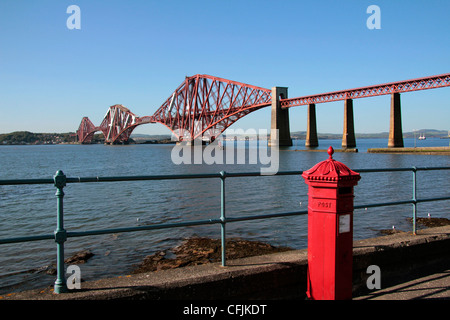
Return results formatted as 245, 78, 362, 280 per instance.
354, 268, 450, 300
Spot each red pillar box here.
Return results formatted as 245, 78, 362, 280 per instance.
302, 146, 361, 300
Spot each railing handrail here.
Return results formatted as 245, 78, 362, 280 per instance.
0, 166, 449, 293
1, 166, 449, 186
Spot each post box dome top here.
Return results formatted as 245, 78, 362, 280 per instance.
302, 146, 360, 184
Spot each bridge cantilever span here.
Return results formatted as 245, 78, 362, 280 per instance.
77, 74, 272, 144
152, 74, 272, 142
76, 73, 449, 147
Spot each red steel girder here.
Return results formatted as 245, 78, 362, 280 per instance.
99, 104, 153, 144
76, 117, 99, 144
281, 73, 450, 108
77, 105, 154, 144
151, 74, 272, 141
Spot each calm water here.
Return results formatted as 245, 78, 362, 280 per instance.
0, 138, 449, 293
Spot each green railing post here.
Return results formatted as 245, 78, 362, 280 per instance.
412, 167, 417, 235
53, 170, 68, 294
220, 171, 226, 267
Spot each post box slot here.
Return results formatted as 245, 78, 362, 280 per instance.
338, 187, 352, 195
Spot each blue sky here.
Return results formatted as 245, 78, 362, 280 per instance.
0, 0, 449, 135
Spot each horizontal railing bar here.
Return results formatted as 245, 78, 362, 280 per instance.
355, 168, 413, 173
414, 166, 450, 171
66, 173, 222, 183
355, 166, 450, 173
0, 209, 310, 244
223, 171, 303, 178
1, 167, 449, 186
0, 178, 54, 185
354, 199, 414, 209
66, 219, 222, 238
66, 170, 306, 183
225, 210, 308, 223
353, 196, 450, 210
66, 210, 310, 238
0, 234, 54, 245
416, 196, 450, 203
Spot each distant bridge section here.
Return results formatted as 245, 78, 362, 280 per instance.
77, 105, 153, 144
278, 73, 450, 148
280, 73, 450, 107
77, 117, 99, 144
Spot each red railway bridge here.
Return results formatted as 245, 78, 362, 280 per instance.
77, 73, 450, 147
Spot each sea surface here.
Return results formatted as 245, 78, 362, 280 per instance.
0, 138, 449, 294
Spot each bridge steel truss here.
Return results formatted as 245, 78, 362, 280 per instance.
98, 104, 153, 144
76, 73, 450, 145
152, 74, 272, 142
76, 117, 99, 144
279, 73, 450, 107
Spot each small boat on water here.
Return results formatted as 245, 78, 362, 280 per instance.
418, 133, 426, 140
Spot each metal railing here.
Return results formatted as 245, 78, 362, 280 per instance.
0, 166, 449, 293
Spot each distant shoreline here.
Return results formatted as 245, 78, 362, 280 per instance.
368, 146, 450, 155
1, 130, 449, 146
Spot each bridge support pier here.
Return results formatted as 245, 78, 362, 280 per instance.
342, 98, 356, 149
388, 93, 404, 148
305, 103, 318, 148
269, 87, 292, 147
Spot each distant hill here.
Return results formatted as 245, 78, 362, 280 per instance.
0, 131, 76, 145
401, 129, 450, 139
131, 134, 172, 141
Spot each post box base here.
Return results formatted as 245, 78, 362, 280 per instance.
306, 210, 353, 300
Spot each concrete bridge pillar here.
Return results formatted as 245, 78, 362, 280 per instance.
305, 103, 318, 147
269, 87, 292, 146
342, 98, 356, 149
388, 92, 404, 148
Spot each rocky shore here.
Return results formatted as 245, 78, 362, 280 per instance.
379, 216, 450, 235
131, 237, 292, 274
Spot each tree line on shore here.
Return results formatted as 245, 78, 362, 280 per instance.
0, 131, 76, 145
0, 129, 448, 145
